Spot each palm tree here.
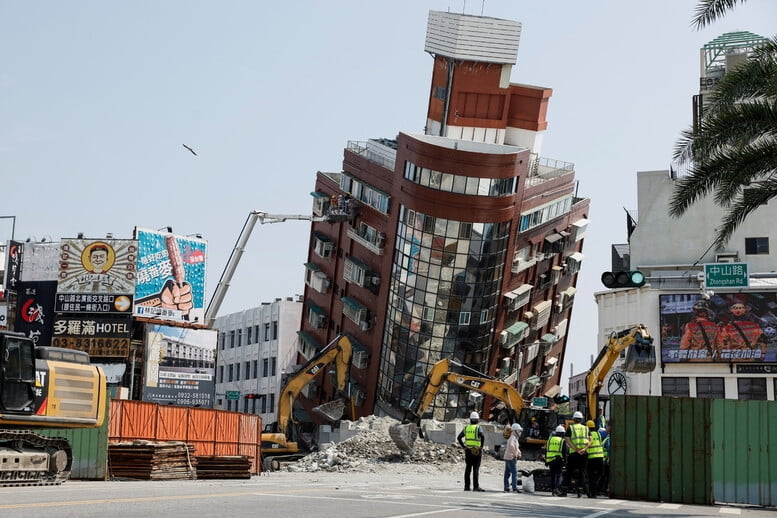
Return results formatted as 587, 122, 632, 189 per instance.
668, 1, 777, 249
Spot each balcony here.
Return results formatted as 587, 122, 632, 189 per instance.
347, 227, 385, 255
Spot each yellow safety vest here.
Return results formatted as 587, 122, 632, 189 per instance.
464, 424, 481, 447
546, 435, 563, 462
587, 431, 604, 459
569, 423, 589, 451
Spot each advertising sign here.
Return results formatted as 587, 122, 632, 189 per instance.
14, 281, 57, 346
134, 229, 207, 324
4, 240, 24, 294
659, 293, 777, 363
21, 242, 59, 281
58, 239, 137, 295
51, 315, 132, 357
143, 324, 216, 407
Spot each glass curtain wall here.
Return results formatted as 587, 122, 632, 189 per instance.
378, 205, 510, 420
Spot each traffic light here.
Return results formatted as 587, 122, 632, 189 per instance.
601, 270, 646, 289
245, 393, 261, 399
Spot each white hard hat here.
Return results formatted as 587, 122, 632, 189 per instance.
555, 425, 566, 433
573, 411, 584, 420
469, 411, 479, 420
511, 423, 523, 432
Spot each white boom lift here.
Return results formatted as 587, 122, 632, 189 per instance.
204, 211, 329, 327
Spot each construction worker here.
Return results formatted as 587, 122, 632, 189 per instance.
594, 406, 606, 430
600, 422, 611, 496
457, 411, 485, 491
585, 420, 605, 498
564, 411, 591, 497
545, 425, 567, 496
503, 423, 522, 492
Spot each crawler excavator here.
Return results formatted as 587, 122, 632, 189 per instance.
388, 357, 561, 459
0, 330, 107, 485
261, 333, 353, 471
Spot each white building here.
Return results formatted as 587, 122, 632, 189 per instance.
596, 31, 776, 403
213, 296, 302, 424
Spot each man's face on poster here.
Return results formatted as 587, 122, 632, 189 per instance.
90, 248, 108, 272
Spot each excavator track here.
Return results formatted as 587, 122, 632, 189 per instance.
0, 430, 72, 486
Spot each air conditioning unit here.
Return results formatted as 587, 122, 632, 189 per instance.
370, 276, 381, 286
499, 330, 509, 345
359, 320, 371, 332
317, 314, 327, 328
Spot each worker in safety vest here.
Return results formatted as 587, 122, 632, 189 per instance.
545, 425, 567, 496
564, 411, 591, 497
457, 411, 485, 492
600, 422, 611, 496
585, 420, 605, 498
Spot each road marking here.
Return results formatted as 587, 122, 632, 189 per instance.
719, 508, 741, 515
658, 503, 682, 509
388, 509, 461, 518
582, 511, 614, 518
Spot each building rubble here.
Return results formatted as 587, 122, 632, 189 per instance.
284, 415, 545, 474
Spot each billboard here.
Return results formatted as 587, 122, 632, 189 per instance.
51, 314, 132, 357
134, 228, 207, 324
14, 280, 57, 346
142, 324, 216, 408
660, 292, 777, 363
4, 240, 24, 294
21, 242, 59, 281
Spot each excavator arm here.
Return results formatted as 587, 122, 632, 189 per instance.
390, 358, 525, 451
584, 324, 654, 420
276, 334, 353, 436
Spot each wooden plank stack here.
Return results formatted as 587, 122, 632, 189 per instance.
195, 456, 252, 479
108, 441, 197, 480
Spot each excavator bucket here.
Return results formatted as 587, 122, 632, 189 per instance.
389, 422, 419, 453
312, 399, 346, 421
624, 335, 657, 373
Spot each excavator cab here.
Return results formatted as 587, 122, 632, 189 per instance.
623, 331, 656, 372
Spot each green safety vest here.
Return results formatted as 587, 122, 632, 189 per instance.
546, 435, 563, 462
587, 430, 604, 459
602, 435, 610, 458
569, 423, 589, 451
464, 424, 481, 447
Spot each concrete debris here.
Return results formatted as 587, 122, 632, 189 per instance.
283, 415, 545, 475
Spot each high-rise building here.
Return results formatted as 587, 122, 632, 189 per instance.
298, 11, 590, 423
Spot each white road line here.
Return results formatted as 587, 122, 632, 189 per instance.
658, 503, 682, 509
388, 509, 462, 518
719, 508, 741, 515
581, 511, 614, 518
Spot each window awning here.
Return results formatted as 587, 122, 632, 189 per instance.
545, 356, 558, 366
564, 286, 577, 298
505, 321, 528, 335
346, 255, 370, 271
572, 218, 589, 229
304, 262, 321, 272
504, 291, 518, 301
567, 252, 584, 262
310, 191, 329, 199
297, 330, 321, 350
544, 384, 562, 398
306, 301, 326, 315
513, 284, 533, 296
544, 233, 563, 244
342, 296, 366, 312
541, 333, 557, 344
312, 231, 331, 242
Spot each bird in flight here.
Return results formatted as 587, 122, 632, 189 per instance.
182, 144, 197, 156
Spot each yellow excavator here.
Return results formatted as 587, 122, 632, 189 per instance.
0, 330, 107, 486
261, 334, 353, 471
579, 324, 655, 420
389, 357, 550, 453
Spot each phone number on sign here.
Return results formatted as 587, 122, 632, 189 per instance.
51, 337, 130, 357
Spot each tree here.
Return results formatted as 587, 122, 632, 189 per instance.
668, 1, 777, 250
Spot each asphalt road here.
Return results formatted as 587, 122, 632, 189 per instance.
0, 471, 773, 518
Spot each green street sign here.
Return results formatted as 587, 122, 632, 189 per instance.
531, 397, 548, 408
226, 390, 240, 400
703, 262, 749, 289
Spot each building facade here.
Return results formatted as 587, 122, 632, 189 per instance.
295, 10, 590, 424
213, 296, 302, 425
597, 31, 776, 402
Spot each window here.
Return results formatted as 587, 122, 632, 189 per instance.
229, 331, 235, 348
661, 377, 689, 397
745, 237, 769, 255
459, 312, 471, 325
264, 323, 270, 341
305, 263, 330, 293
272, 321, 278, 340
237, 328, 242, 346
263, 358, 269, 378
219, 332, 226, 350
243, 399, 249, 413
247, 327, 252, 344
244, 361, 251, 380
260, 395, 267, 413
268, 393, 275, 413
271, 357, 277, 377
228, 364, 234, 382
696, 377, 725, 398
312, 232, 335, 258
252, 360, 258, 378
737, 377, 767, 400
235, 363, 240, 381
218, 365, 224, 383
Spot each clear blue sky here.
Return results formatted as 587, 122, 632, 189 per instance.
2, 1, 775, 388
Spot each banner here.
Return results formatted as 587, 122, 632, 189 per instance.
4, 240, 24, 294
660, 293, 777, 363
134, 229, 207, 324
142, 324, 216, 407
51, 315, 132, 357
14, 281, 57, 346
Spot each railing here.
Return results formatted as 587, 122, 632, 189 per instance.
347, 227, 385, 255
525, 153, 575, 187
346, 141, 396, 171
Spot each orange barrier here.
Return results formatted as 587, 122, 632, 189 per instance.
109, 399, 263, 474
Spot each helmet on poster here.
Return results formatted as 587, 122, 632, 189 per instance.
693, 299, 710, 317
730, 302, 748, 317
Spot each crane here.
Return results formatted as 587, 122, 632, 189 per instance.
204, 211, 329, 327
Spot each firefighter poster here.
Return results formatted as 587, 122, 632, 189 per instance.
660, 293, 777, 363
133, 228, 207, 324
142, 323, 216, 408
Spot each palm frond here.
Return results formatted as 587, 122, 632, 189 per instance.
692, 0, 747, 30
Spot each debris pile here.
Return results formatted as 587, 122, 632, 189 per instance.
284, 416, 541, 474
